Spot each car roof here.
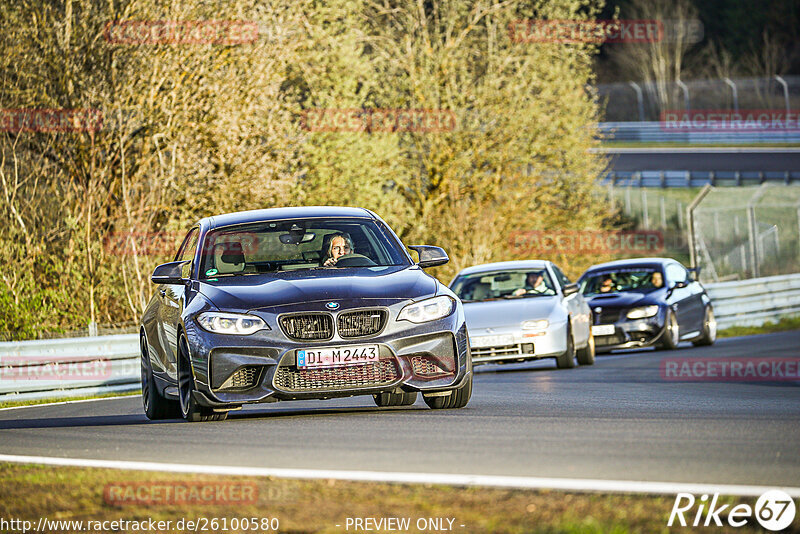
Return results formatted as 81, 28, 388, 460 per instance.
198, 206, 375, 231
581, 257, 675, 273
455, 260, 551, 277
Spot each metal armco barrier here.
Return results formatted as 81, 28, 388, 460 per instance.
598, 122, 800, 144
705, 273, 800, 329
1, 274, 798, 402
0, 334, 140, 402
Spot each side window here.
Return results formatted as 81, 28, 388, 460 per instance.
551, 265, 571, 289
665, 264, 687, 285
175, 228, 199, 264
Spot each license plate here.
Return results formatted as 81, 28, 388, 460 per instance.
592, 325, 616, 336
471, 334, 515, 348
297, 344, 379, 369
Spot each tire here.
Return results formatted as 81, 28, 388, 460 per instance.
575, 328, 596, 365
555, 324, 576, 369
658, 310, 680, 350
692, 306, 717, 347
423, 374, 472, 409
373, 391, 418, 407
178, 334, 220, 422
141, 334, 180, 420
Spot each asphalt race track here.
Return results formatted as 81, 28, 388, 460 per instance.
1, 331, 798, 488
600, 148, 800, 172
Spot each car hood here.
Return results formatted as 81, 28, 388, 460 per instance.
463, 297, 559, 329
198, 265, 438, 311
584, 289, 664, 309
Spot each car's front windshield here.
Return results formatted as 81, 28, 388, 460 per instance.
198, 217, 409, 279
450, 269, 556, 302
580, 267, 664, 296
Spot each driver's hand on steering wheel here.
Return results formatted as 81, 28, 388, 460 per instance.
323, 257, 337, 266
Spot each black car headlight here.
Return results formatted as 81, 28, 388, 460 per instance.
626, 305, 659, 319
197, 312, 269, 335
397, 296, 455, 323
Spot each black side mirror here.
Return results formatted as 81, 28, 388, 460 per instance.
688, 267, 701, 281
563, 283, 579, 296
151, 261, 189, 284
408, 245, 449, 268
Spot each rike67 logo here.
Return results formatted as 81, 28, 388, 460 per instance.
669, 490, 796, 531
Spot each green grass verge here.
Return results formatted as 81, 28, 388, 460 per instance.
0, 390, 139, 410
718, 315, 800, 338
0, 463, 782, 533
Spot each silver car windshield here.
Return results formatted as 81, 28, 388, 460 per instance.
451, 269, 557, 302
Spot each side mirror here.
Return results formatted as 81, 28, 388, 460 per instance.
408, 245, 449, 268
688, 267, 701, 281
151, 261, 189, 284
563, 283, 579, 296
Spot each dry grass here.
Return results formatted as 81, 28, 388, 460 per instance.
0, 463, 784, 533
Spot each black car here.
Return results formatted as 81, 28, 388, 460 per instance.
577, 258, 716, 353
140, 206, 472, 422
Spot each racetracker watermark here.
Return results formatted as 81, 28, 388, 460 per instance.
0, 109, 102, 133
661, 109, 800, 132
669, 490, 796, 530
103, 481, 259, 506
508, 19, 663, 43
661, 357, 800, 382
509, 230, 664, 255
104, 20, 258, 45
302, 108, 456, 133
0, 356, 111, 381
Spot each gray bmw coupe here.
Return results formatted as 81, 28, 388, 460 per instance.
140, 207, 472, 422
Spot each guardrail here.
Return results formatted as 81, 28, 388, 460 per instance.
0, 334, 140, 402
1, 274, 798, 402
705, 273, 800, 329
603, 170, 800, 188
598, 122, 800, 144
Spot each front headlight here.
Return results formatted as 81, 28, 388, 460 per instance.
521, 319, 549, 330
626, 305, 659, 319
197, 312, 268, 335
397, 296, 455, 323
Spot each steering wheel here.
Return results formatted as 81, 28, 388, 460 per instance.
334, 253, 377, 267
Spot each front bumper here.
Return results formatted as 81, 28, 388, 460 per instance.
182, 300, 471, 407
592, 309, 666, 352
468, 321, 568, 364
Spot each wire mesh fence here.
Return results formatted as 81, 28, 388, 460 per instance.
598, 75, 800, 122
692, 185, 800, 282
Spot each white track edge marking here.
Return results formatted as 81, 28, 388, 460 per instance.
0, 395, 140, 411
0, 454, 797, 497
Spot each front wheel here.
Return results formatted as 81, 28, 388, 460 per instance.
692, 306, 717, 346
423, 374, 472, 409
555, 324, 576, 369
658, 310, 680, 350
178, 334, 227, 422
575, 328, 596, 365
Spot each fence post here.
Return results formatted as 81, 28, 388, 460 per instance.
724, 78, 739, 112
628, 81, 646, 122
641, 188, 649, 229
687, 184, 713, 271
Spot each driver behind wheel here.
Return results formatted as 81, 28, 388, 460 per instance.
321, 232, 354, 266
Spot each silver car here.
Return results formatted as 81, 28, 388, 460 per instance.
449, 261, 594, 368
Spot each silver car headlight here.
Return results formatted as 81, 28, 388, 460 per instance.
397, 296, 454, 323
197, 312, 268, 335
521, 319, 549, 330
626, 305, 659, 319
